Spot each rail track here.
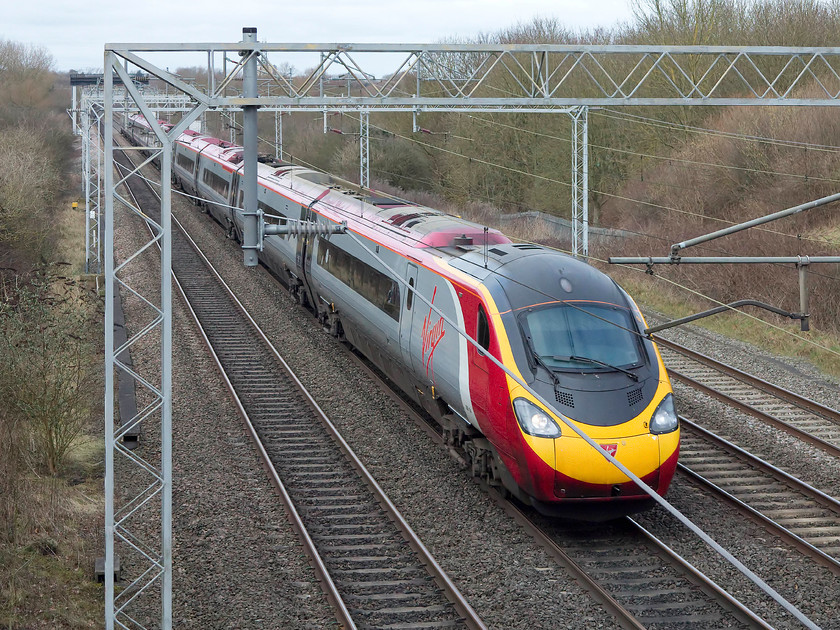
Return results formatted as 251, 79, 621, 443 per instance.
112, 136, 486, 630
656, 337, 840, 458
677, 418, 840, 573
345, 347, 774, 630
655, 336, 840, 570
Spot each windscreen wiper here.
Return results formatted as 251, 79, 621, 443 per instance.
557, 355, 640, 381
520, 331, 561, 389
532, 350, 561, 387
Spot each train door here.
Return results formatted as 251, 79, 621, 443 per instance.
399, 263, 419, 370
294, 204, 317, 307
296, 204, 312, 273
229, 172, 241, 233
470, 302, 516, 451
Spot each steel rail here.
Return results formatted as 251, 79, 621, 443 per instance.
171, 232, 357, 628
656, 337, 840, 424
113, 129, 486, 629
176, 217, 487, 630
111, 136, 357, 626
681, 419, 840, 511
656, 336, 840, 458
505, 493, 773, 629
496, 497, 647, 630
338, 342, 773, 629
679, 418, 840, 575
625, 517, 775, 630
341, 349, 648, 630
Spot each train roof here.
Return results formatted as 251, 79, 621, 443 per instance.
128, 113, 173, 133
175, 131, 512, 251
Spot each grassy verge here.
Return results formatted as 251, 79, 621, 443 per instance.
55, 201, 89, 275
0, 457, 104, 629
0, 475, 103, 629
617, 270, 840, 380
0, 189, 105, 628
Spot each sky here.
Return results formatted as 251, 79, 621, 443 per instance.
2, 0, 637, 74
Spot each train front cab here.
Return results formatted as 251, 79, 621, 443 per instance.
506, 375, 680, 520
474, 253, 680, 519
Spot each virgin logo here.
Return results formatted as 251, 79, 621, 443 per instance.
421, 286, 446, 377
599, 443, 618, 458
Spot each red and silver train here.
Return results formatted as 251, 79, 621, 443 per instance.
151, 117, 679, 519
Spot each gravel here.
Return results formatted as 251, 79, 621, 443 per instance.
113, 161, 840, 628
636, 317, 840, 629
112, 187, 335, 628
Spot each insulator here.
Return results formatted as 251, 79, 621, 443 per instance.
265, 221, 346, 237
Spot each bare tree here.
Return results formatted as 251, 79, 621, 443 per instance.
0, 39, 55, 124
0, 271, 100, 477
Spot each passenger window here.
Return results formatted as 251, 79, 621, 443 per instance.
406, 277, 415, 311
477, 304, 490, 350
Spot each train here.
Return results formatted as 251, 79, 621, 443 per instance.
131, 114, 680, 519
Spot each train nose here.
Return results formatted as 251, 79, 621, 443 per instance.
553, 435, 661, 499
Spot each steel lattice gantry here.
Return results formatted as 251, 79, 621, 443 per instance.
73, 87, 195, 276
102, 36, 840, 630
80, 97, 102, 274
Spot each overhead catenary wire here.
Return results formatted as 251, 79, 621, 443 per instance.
456, 114, 840, 248
346, 114, 835, 247
366, 165, 825, 273
132, 110, 840, 289
343, 115, 840, 281
125, 117, 840, 397
595, 107, 840, 154
393, 96, 840, 248
128, 116, 839, 354
466, 114, 840, 185
333, 114, 840, 349
191, 107, 840, 286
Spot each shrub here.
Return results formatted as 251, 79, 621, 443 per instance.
0, 268, 101, 479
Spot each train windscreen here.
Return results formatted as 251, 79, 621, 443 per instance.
519, 303, 643, 371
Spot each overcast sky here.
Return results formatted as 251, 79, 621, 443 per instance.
3, 0, 636, 74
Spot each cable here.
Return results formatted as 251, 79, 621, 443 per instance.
467, 114, 840, 184
141, 121, 840, 284
595, 108, 840, 154
323, 112, 839, 286
118, 128, 840, 360
348, 114, 836, 247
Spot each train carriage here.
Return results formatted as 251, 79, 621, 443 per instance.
170, 128, 680, 519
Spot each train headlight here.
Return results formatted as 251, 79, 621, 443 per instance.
650, 393, 678, 434
513, 398, 562, 438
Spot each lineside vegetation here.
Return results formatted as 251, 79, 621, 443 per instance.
0, 38, 103, 628
187, 0, 840, 360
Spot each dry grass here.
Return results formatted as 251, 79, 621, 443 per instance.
0, 465, 104, 628
54, 153, 89, 275
0, 109, 103, 629
613, 267, 840, 379
597, 94, 840, 343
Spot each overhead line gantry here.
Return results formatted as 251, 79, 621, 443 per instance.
102, 31, 840, 630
